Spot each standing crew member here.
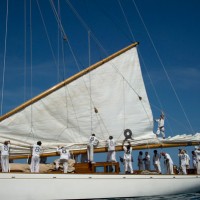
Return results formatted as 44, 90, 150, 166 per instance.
178, 149, 187, 175
122, 140, 133, 174
138, 151, 144, 170
143, 151, 151, 171
195, 147, 200, 174
30, 141, 42, 173
106, 136, 117, 162
192, 150, 197, 169
1, 140, 10, 172
161, 152, 174, 174
56, 146, 71, 173
87, 134, 99, 163
153, 150, 161, 174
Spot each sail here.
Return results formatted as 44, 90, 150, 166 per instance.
0, 43, 155, 155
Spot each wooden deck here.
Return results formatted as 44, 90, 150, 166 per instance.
74, 162, 120, 174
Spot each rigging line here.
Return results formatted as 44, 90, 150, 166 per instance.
49, 0, 67, 40
57, 0, 60, 82
29, 0, 35, 139
138, 51, 164, 113
59, 4, 67, 82
36, 0, 58, 69
65, 0, 141, 138
123, 78, 125, 131
132, 0, 194, 134
1, 0, 9, 116
138, 51, 174, 136
24, 0, 27, 102
91, 30, 142, 99
65, 39, 102, 136
118, 0, 136, 41
65, 87, 85, 143
117, 1, 153, 125
65, 0, 90, 32
65, 38, 104, 133
88, 31, 93, 133
96, 2, 132, 43
60, 17, 70, 130
65, 0, 140, 98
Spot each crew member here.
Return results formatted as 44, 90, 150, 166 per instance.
1, 140, 10, 172
138, 151, 144, 170
155, 113, 165, 139
143, 151, 151, 171
153, 150, 161, 174
56, 146, 71, 173
161, 152, 174, 174
106, 136, 117, 162
87, 134, 99, 163
30, 141, 42, 173
123, 140, 133, 174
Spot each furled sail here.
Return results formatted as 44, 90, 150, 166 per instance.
0, 43, 155, 156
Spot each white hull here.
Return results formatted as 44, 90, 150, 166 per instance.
1, 173, 200, 199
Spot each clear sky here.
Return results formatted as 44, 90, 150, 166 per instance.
0, 0, 200, 168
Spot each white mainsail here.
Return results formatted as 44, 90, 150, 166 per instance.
0, 43, 155, 155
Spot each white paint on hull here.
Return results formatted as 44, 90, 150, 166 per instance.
0, 173, 200, 200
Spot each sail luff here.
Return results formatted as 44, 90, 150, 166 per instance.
0, 42, 139, 122
9, 141, 199, 160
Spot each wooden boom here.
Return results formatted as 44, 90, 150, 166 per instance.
9, 141, 199, 160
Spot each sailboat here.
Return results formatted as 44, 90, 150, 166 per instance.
1, 0, 200, 199
0, 42, 200, 199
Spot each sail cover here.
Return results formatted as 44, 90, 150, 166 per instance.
0, 44, 155, 154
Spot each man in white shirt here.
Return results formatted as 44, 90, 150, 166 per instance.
123, 140, 133, 174
1, 140, 10, 172
56, 146, 71, 173
143, 151, 150, 171
138, 151, 144, 170
195, 146, 200, 174
155, 113, 165, 139
192, 150, 197, 169
87, 134, 99, 163
30, 141, 42, 173
106, 136, 116, 162
153, 150, 161, 174
178, 149, 187, 175
161, 152, 174, 174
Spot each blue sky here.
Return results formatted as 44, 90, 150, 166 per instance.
0, 0, 200, 168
